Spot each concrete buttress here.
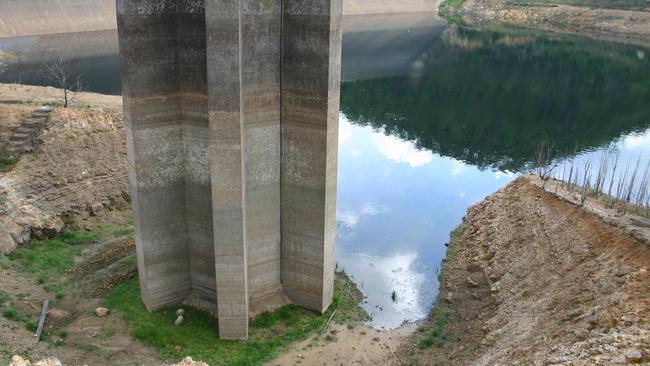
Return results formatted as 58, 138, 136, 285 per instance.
116, 0, 342, 340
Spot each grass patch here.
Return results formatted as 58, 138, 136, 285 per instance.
0, 290, 9, 304
440, 0, 466, 9
0, 154, 19, 168
506, 0, 648, 10
73, 343, 108, 356
7, 229, 100, 277
104, 273, 364, 365
419, 305, 451, 349
3, 309, 17, 319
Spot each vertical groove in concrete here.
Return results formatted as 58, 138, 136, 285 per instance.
177, 0, 216, 306
280, 0, 343, 313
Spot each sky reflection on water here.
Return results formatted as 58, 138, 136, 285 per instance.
336, 115, 516, 329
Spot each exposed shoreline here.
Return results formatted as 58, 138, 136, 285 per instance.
402, 176, 649, 365
442, 0, 650, 48
0, 0, 438, 39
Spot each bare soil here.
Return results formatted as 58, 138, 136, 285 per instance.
401, 177, 650, 365
447, 0, 650, 48
0, 84, 128, 253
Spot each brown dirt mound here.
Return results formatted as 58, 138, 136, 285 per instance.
405, 176, 650, 365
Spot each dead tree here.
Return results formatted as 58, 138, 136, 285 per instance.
533, 142, 558, 188
43, 56, 82, 108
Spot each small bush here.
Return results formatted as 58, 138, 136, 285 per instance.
420, 305, 451, 349
3, 309, 17, 319
0, 154, 19, 168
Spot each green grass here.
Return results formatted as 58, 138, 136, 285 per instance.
104, 276, 361, 365
419, 305, 451, 349
440, 0, 466, 10
0, 347, 11, 366
7, 229, 100, 277
506, 0, 648, 10
0, 290, 9, 305
0, 154, 19, 168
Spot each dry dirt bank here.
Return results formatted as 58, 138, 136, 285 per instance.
0, 84, 127, 253
445, 0, 650, 48
402, 177, 649, 365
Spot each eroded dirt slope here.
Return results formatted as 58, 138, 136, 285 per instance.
1, 84, 128, 253
406, 177, 649, 365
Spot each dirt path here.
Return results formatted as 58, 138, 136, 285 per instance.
404, 177, 650, 365
267, 323, 415, 366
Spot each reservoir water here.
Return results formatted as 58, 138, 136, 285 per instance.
1, 13, 649, 329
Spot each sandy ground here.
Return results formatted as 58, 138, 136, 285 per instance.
267, 323, 415, 366
448, 0, 650, 48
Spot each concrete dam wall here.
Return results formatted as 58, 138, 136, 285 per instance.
0, 0, 436, 38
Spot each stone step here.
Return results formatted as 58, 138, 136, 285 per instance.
31, 111, 51, 118
15, 127, 35, 134
22, 119, 44, 128
9, 133, 30, 142
8, 140, 26, 147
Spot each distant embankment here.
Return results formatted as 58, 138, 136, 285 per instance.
0, 0, 437, 38
0, 0, 116, 38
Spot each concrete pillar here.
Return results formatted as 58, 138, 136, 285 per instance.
117, 0, 342, 340
117, 0, 192, 310
281, 0, 342, 313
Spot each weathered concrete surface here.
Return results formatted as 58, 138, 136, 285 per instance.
0, 0, 435, 38
281, 0, 342, 313
118, 0, 342, 340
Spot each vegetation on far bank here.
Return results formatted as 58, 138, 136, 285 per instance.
508, 0, 648, 10
440, 0, 466, 12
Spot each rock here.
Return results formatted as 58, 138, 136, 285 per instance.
175, 315, 184, 326
176, 308, 185, 316
89, 202, 105, 217
33, 358, 62, 366
625, 350, 643, 363
175, 345, 183, 352
610, 292, 622, 305
10, 355, 31, 366
444, 291, 454, 303
172, 357, 209, 366
95, 307, 109, 317
467, 276, 479, 287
